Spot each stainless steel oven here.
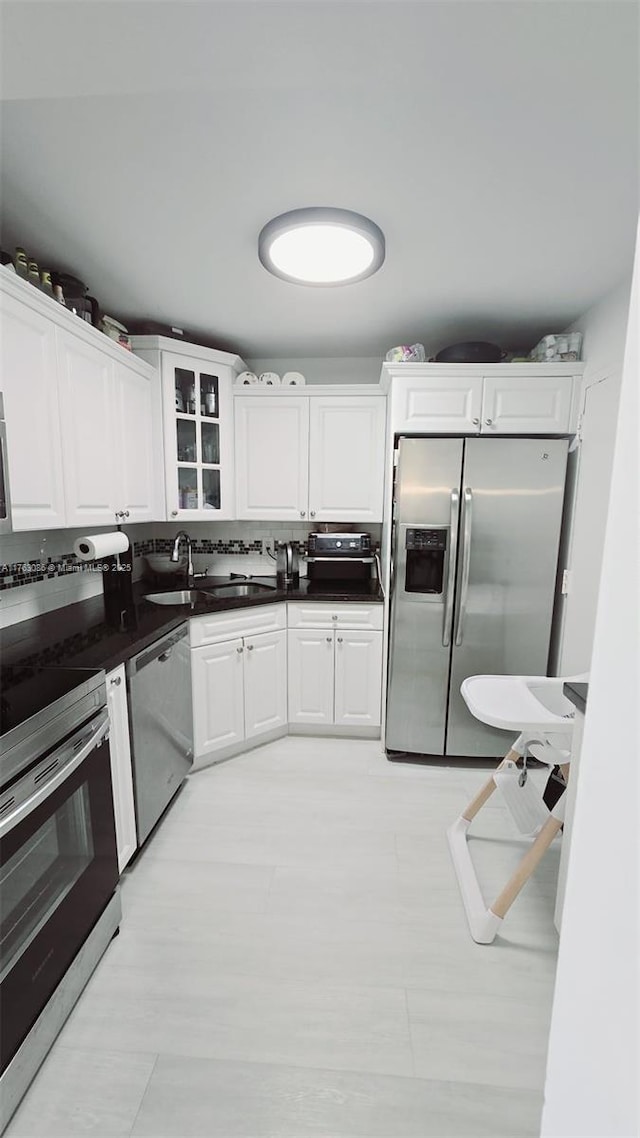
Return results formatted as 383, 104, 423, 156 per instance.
0, 393, 12, 535
0, 667, 121, 1131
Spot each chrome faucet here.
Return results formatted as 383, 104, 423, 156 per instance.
170, 531, 193, 587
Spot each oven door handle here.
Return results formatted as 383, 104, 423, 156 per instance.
0, 712, 110, 838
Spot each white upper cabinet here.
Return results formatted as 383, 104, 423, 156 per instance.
235, 396, 310, 520
129, 338, 244, 522
0, 287, 67, 529
385, 364, 582, 437
0, 273, 163, 531
390, 374, 483, 434
58, 330, 163, 527
235, 393, 386, 522
481, 374, 574, 434
57, 328, 119, 526
308, 397, 386, 522
114, 359, 164, 522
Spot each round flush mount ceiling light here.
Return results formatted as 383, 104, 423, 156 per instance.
258, 207, 385, 286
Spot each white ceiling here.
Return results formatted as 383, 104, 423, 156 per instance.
1, 0, 638, 359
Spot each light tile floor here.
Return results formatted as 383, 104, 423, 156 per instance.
6, 737, 561, 1138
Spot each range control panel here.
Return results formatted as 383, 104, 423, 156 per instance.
405, 528, 447, 551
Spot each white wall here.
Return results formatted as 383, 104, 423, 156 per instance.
541, 228, 639, 1136
554, 276, 632, 674
245, 356, 383, 385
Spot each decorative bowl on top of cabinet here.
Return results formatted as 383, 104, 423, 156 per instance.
130, 336, 247, 521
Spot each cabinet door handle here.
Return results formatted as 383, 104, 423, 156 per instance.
246, 644, 254, 651
472, 418, 480, 426
331, 615, 338, 621
123, 510, 130, 518
485, 418, 493, 426
236, 646, 244, 654
337, 637, 343, 643
110, 675, 122, 686
171, 510, 179, 518
310, 510, 316, 518
300, 510, 306, 518
326, 637, 332, 643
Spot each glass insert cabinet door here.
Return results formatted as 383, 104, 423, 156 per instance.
172, 365, 224, 514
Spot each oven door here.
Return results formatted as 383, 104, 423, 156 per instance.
0, 709, 118, 1073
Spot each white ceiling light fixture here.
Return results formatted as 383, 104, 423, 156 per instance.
258, 207, 385, 286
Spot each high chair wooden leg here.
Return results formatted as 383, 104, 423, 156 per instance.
489, 812, 564, 920
462, 746, 521, 823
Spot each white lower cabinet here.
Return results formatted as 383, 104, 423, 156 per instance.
192, 623, 287, 760
105, 664, 137, 872
192, 637, 246, 755
334, 630, 384, 727
287, 624, 383, 729
244, 629, 288, 740
287, 629, 335, 725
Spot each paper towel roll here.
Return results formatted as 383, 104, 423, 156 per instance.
74, 531, 130, 561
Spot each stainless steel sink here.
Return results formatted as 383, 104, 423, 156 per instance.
145, 590, 213, 606
204, 583, 276, 598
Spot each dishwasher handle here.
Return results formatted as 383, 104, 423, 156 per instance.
128, 623, 189, 675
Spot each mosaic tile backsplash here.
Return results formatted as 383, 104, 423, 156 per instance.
0, 523, 382, 623
0, 535, 312, 591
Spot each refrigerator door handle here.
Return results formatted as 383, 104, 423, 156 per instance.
442, 489, 459, 647
454, 488, 473, 646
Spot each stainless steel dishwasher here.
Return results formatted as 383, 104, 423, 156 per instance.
126, 623, 193, 846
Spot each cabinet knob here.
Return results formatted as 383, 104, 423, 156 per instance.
110, 675, 122, 686
246, 644, 254, 651
472, 418, 480, 426
326, 637, 332, 643
337, 637, 343, 644
485, 418, 493, 426
123, 510, 130, 518
310, 510, 316, 518
331, 614, 338, 621
171, 510, 179, 518
300, 510, 306, 518
236, 646, 244, 654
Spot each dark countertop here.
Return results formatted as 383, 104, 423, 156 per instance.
563, 682, 588, 714
0, 575, 383, 678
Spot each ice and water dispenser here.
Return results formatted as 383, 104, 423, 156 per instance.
403, 528, 448, 596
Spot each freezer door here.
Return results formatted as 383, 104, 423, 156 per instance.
386, 438, 463, 755
447, 437, 568, 757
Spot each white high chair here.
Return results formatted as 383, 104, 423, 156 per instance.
447, 673, 587, 944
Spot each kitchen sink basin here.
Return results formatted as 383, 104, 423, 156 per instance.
204, 582, 277, 598
145, 590, 213, 606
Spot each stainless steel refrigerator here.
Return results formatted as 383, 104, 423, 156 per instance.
385, 436, 568, 759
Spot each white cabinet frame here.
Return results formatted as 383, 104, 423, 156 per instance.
106, 664, 137, 872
